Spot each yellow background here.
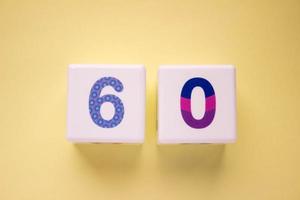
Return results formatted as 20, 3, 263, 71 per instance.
1, 0, 300, 199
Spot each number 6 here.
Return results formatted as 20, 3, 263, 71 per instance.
89, 77, 124, 128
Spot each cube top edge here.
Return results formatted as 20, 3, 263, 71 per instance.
159, 64, 235, 70
69, 64, 145, 69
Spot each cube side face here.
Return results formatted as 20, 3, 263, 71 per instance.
67, 64, 145, 143
158, 65, 236, 144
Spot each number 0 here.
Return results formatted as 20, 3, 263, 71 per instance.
89, 77, 124, 128
180, 77, 216, 129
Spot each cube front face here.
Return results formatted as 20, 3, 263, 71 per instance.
158, 65, 236, 144
67, 64, 145, 143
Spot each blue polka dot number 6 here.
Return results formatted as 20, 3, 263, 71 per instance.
89, 77, 125, 128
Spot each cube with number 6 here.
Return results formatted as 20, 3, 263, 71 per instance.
158, 65, 236, 144
67, 64, 145, 143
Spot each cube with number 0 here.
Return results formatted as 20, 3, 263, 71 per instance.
67, 64, 145, 143
158, 65, 236, 144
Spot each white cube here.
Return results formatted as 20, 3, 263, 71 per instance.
158, 65, 236, 144
67, 64, 145, 143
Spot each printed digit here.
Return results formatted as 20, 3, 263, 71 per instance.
89, 77, 124, 128
180, 77, 216, 129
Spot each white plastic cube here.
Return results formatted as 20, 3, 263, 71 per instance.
67, 64, 145, 143
158, 65, 236, 144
